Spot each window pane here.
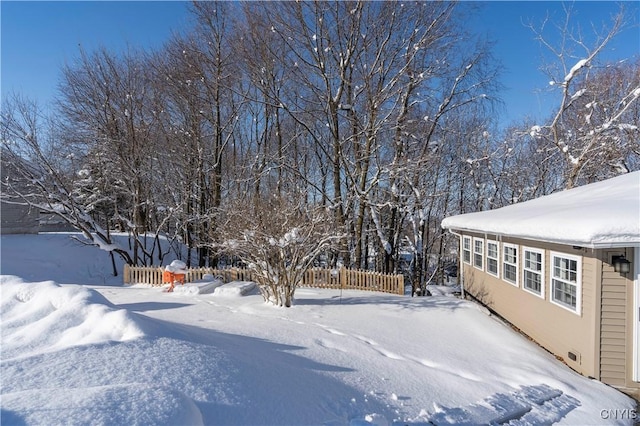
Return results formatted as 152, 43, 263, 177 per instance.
504, 264, 517, 283
524, 251, 541, 271
552, 279, 577, 309
554, 280, 564, 300
473, 239, 483, 269
504, 246, 516, 263
553, 256, 577, 283
463, 238, 471, 250
462, 238, 472, 264
550, 253, 580, 311
524, 270, 541, 293
488, 259, 498, 275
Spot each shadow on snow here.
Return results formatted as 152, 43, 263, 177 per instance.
1, 312, 394, 425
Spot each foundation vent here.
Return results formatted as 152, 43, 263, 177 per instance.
568, 351, 580, 363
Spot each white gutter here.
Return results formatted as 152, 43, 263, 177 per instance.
447, 229, 465, 299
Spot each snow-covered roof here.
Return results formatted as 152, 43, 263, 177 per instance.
442, 171, 640, 249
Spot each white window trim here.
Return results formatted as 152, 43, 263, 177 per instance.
549, 251, 582, 315
462, 236, 472, 265
486, 240, 500, 278
473, 237, 484, 271
502, 243, 519, 287
522, 246, 545, 299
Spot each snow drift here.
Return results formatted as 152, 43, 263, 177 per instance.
170, 274, 225, 295
213, 280, 257, 297
1, 234, 637, 425
1, 276, 145, 359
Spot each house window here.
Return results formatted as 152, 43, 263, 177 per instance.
486, 241, 499, 278
550, 252, 582, 314
522, 247, 544, 298
473, 238, 484, 270
503, 243, 518, 286
462, 236, 471, 264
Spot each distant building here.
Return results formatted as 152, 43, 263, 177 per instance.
442, 172, 640, 400
1, 153, 39, 234
39, 210, 76, 233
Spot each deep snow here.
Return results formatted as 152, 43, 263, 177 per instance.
442, 171, 640, 248
1, 233, 637, 425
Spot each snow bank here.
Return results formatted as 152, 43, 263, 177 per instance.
213, 281, 257, 297
1, 385, 203, 426
165, 259, 187, 273
0, 233, 184, 286
1, 234, 636, 425
172, 277, 225, 295
1, 276, 145, 359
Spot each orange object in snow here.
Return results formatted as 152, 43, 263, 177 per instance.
163, 269, 185, 295
163, 271, 186, 284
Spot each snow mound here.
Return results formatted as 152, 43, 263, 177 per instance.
165, 259, 188, 273
1, 276, 145, 359
213, 281, 257, 297
1, 384, 203, 426
172, 277, 225, 295
1, 234, 636, 425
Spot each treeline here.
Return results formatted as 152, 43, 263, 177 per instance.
2, 2, 638, 286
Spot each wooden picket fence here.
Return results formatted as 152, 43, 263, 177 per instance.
123, 265, 405, 295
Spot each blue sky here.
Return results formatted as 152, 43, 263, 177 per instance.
2, 1, 191, 106
472, 1, 639, 126
2, 1, 638, 129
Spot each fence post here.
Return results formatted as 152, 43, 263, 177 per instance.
123, 264, 130, 284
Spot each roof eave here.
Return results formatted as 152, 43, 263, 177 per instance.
443, 225, 640, 250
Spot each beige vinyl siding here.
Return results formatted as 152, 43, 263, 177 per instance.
461, 234, 599, 378
457, 233, 639, 397
599, 250, 629, 387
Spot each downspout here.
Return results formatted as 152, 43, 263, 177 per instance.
448, 229, 465, 299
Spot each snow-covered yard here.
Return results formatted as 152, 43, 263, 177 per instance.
1, 234, 636, 425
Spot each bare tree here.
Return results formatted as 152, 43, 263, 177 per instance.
182, 2, 244, 266
1, 94, 134, 271
4, 1, 535, 286
58, 47, 158, 265
527, 3, 640, 188
239, 1, 500, 278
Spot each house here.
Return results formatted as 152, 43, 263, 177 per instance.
442, 171, 640, 399
0, 152, 39, 235
0, 200, 39, 234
